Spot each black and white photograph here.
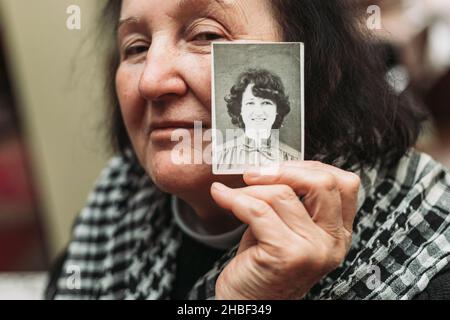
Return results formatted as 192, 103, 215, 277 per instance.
212, 42, 304, 175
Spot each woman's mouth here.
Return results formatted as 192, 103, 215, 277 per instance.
150, 127, 194, 141
251, 117, 267, 123
147, 121, 209, 142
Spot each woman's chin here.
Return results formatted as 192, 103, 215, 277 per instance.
145, 151, 213, 196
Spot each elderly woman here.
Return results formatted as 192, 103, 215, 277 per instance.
46, 0, 450, 300
215, 68, 301, 172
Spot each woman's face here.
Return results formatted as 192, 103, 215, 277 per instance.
116, 0, 281, 196
240, 84, 277, 134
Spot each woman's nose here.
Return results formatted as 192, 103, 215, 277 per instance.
138, 42, 188, 102
253, 106, 265, 115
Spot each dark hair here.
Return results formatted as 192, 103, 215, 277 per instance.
225, 68, 291, 129
101, 0, 425, 169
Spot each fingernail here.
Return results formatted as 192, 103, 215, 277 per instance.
245, 167, 261, 178
212, 182, 228, 192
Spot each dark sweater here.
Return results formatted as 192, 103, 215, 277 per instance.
170, 232, 226, 300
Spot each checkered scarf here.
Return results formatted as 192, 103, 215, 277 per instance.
52, 149, 450, 300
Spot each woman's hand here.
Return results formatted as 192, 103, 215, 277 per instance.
210, 161, 361, 300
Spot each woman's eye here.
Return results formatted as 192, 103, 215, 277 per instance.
124, 45, 148, 57
193, 32, 224, 43
262, 101, 274, 106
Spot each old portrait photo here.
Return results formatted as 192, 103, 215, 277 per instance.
212, 42, 304, 175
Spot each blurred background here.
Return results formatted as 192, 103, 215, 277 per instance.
0, 0, 109, 298
0, 0, 449, 299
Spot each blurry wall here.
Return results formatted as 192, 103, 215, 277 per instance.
0, 0, 109, 259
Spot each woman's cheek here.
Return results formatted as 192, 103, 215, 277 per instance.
116, 65, 145, 133
184, 53, 213, 111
